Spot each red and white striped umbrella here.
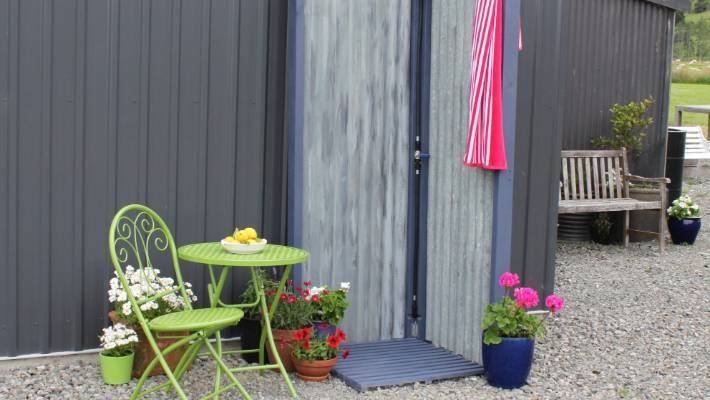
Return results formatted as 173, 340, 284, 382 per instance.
463, 0, 507, 170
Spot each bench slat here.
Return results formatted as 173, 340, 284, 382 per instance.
561, 150, 624, 157
577, 158, 585, 199
559, 199, 662, 213
592, 157, 600, 199
599, 158, 608, 199
614, 157, 623, 199
584, 157, 592, 200
561, 157, 570, 200
570, 158, 577, 200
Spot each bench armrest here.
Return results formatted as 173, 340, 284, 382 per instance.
624, 174, 670, 184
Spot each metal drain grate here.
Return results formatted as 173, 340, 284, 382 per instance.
332, 338, 483, 391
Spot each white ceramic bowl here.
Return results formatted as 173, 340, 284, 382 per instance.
220, 238, 267, 254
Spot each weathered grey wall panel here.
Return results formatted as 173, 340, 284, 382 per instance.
560, 0, 675, 177
300, 0, 411, 343
0, 0, 288, 357
425, 0, 493, 363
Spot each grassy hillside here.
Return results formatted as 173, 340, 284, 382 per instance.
684, 10, 710, 23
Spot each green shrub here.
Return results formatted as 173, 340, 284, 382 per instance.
592, 97, 655, 155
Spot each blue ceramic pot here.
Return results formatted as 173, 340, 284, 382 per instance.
668, 217, 701, 245
482, 337, 535, 389
311, 321, 337, 339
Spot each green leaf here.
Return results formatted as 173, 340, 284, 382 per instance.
483, 329, 502, 345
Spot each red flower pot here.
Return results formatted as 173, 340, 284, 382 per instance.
267, 328, 300, 372
292, 357, 337, 382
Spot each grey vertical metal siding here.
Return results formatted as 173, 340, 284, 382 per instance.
0, 0, 288, 357
560, 0, 675, 177
299, 0, 411, 343
425, 0, 494, 363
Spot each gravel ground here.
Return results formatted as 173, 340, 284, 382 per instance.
2, 180, 709, 400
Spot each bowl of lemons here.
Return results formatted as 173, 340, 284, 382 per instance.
221, 227, 267, 254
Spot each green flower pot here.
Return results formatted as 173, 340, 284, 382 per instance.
100, 351, 135, 385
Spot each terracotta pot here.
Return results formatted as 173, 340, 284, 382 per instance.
292, 357, 337, 382
266, 328, 299, 372
108, 311, 191, 378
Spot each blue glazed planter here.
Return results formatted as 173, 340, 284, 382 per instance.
311, 321, 337, 339
482, 337, 535, 389
668, 217, 701, 245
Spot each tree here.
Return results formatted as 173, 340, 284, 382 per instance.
694, 0, 709, 13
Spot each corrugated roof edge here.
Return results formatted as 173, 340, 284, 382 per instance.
645, 0, 691, 11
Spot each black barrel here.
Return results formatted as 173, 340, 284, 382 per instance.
666, 128, 686, 205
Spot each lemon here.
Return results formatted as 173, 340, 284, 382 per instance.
235, 230, 249, 243
244, 227, 257, 240
224, 236, 236, 243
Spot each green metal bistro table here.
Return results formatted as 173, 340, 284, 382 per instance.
177, 243, 309, 399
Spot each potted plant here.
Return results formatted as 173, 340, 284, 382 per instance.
107, 266, 197, 378
238, 269, 278, 363
481, 272, 565, 389
667, 194, 702, 244
591, 212, 613, 244
591, 96, 655, 239
302, 281, 350, 338
99, 323, 139, 385
290, 326, 349, 382
266, 280, 313, 372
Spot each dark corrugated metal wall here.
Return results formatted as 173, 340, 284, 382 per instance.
560, 0, 675, 177
513, 0, 675, 295
512, 0, 565, 298
0, 0, 288, 357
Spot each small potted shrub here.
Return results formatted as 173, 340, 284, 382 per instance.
107, 266, 197, 377
591, 212, 613, 244
291, 326, 349, 382
238, 269, 278, 363
667, 194, 702, 245
266, 280, 313, 372
99, 323, 138, 385
302, 281, 350, 338
481, 272, 565, 389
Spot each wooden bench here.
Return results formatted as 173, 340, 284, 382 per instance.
558, 149, 670, 250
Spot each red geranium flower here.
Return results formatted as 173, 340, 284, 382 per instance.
322, 289, 329, 295
280, 293, 287, 301
287, 279, 294, 286
335, 328, 347, 342
302, 289, 309, 297
287, 295, 297, 304
311, 295, 320, 302
326, 335, 341, 349
302, 338, 310, 350
265, 290, 276, 297
341, 349, 351, 360
303, 281, 312, 287
303, 326, 313, 336
292, 329, 306, 341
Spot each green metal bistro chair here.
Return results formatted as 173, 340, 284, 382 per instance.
109, 204, 250, 400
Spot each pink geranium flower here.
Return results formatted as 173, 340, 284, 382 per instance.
545, 294, 565, 313
498, 272, 520, 289
513, 287, 539, 309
